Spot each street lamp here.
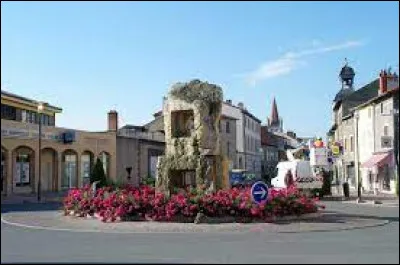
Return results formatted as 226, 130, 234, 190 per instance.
37, 102, 45, 202
354, 111, 363, 203
393, 109, 399, 196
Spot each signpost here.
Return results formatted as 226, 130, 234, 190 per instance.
251, 181, 269, 204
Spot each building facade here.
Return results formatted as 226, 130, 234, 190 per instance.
328, 62, 379, 190
354, 70, 399, 194
219, 115, 238, 170
222, 100, 262, 178
260, 126, 279, 183
1, 91, 117, 196
116, 124, 165, 186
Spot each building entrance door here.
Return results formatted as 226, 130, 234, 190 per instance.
62, 154, 77, 189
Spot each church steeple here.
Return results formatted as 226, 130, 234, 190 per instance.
269, 97, 279, 126
267, 97, 283, 132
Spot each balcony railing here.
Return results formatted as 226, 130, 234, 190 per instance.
117, 129, 165, 142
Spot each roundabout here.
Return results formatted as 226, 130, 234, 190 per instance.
0, 208, 390, 234
1, 201, 398, 263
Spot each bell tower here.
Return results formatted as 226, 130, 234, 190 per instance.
339, 58, 355, 90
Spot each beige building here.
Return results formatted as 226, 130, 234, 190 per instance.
116, 124, 165, 185
1, 91, 117, 196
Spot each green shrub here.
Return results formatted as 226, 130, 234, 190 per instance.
106, 178, 126, 190
90, 158, 107, 188
141, 175, 156, 187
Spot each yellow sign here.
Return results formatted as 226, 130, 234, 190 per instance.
331, 145, 340, 156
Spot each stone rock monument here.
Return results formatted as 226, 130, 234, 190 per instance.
155, 79, 224, 196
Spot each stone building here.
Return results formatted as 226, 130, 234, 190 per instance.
1, 90, 117, 196
218, 114, 238, 171
328, 62, 382, 190
352, 70, 399, 194
260, 126, 280, 183
260, 97, 301, 182
116, 123, 165, 186
222, 100, 262, 177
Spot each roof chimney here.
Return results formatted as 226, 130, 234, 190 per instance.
379, 69, 399, 95
108, 110, 118, 132
238, 102, 244, 109
226, 99, 232, 105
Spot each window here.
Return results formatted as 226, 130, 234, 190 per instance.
44, 114, 49, 126
1, 104, 17, 120
15, 153, 31, 187
227, 142, 230, 157
26, 111, 31, 123
49, 115, 55, 126
350, 136, 354, 152
344, 138, 348, 151
380, 103, 384, 114
31, 112, 36, 124
226, 121, 230, 133
368, 107, 372, 118
21, 110, 27, 122
384, 125, 389, 136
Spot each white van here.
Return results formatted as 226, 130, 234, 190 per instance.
271, 160, 323, 190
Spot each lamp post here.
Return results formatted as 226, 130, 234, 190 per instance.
354, 111, 363, 203
393, 109, 399, 196
380, 108, 399, 196
37, 102, 44, 202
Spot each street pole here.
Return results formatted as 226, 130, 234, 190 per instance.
394, 109, 399, 196
354, 111, 362, 202
37, 102, 44, 202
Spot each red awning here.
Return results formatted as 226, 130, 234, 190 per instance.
361, 152, 393, 169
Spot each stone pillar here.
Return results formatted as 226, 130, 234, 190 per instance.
34, 149, 40, 193
76, 153, 81, 188
6, 150, 13, 196
57, 152, 62, 191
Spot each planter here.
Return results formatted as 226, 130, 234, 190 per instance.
120, 215, 146, 222
167, 215, 195, 223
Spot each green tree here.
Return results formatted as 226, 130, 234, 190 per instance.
90, 157, 107, 188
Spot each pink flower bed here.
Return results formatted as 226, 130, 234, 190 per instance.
63, 185, 325, 223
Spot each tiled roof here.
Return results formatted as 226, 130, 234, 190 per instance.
1, 90, 62, 112
341, 79, 380, 117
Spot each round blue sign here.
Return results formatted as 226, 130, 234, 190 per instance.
251, 181, 269, 204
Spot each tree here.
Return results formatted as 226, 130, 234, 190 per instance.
90, 157, 107, 188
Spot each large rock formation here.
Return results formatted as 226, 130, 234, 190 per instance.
155, 79, 224, 196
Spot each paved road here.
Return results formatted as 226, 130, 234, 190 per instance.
1, 201, 399, 264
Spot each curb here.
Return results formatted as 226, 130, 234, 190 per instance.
1, 210, 390, 234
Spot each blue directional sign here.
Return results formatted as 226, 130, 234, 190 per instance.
251, 181, 269, 204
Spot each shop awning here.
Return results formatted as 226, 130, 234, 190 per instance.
361, 152, 393, 169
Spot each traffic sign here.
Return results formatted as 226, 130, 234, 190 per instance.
251, 181, 269, 204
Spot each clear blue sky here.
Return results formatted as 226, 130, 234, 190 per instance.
1, 1, 399, 137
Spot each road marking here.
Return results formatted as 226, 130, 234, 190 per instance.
0, 215, 248, 235
341, 201, 399, 207
1, 211, 391, 235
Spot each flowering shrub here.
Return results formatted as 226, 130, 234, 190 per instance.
63, 185, 325, 223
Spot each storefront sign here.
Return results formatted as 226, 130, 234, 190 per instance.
1, 128, 61, 141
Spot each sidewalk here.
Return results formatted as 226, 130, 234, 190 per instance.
1, 191, 67, 205
322, 188, 398, 202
